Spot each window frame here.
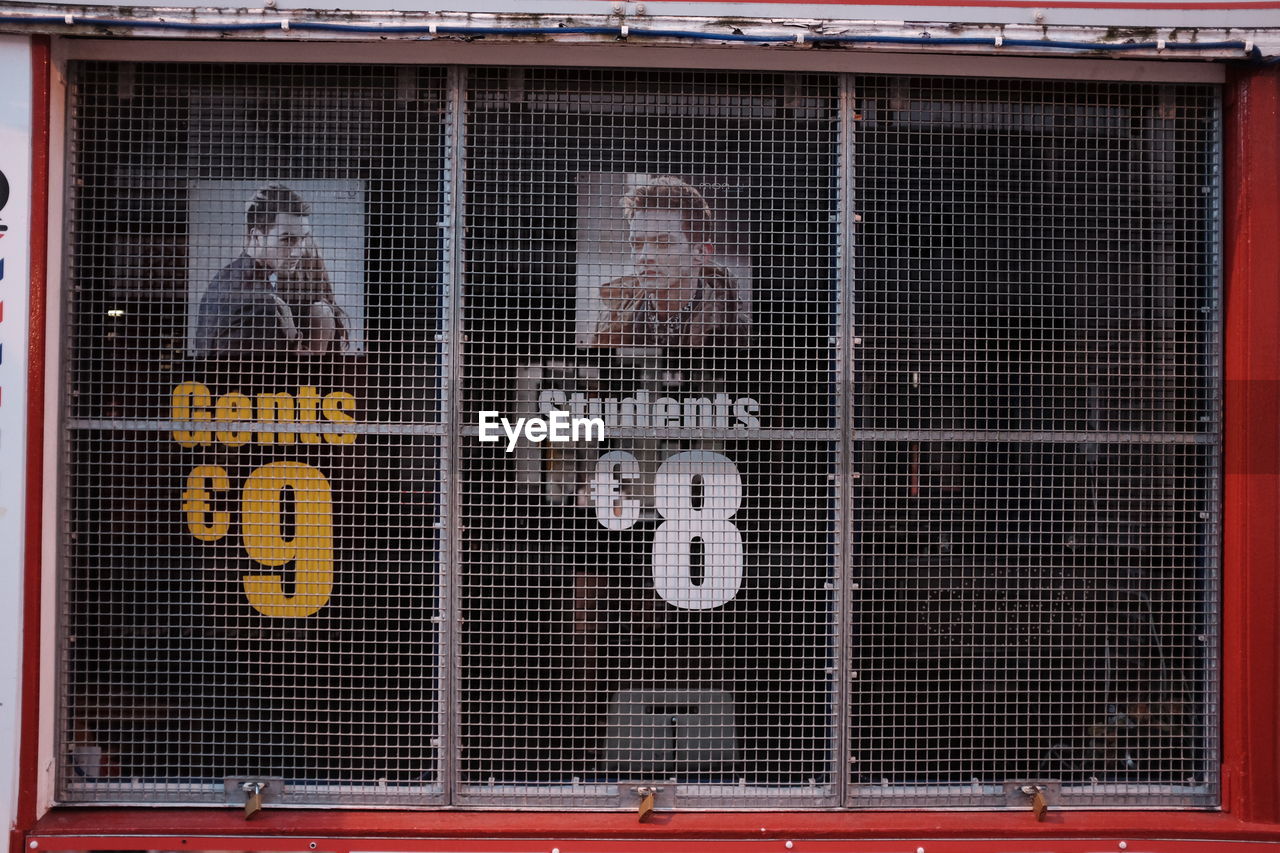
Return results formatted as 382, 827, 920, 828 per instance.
20, 36, 1280, 847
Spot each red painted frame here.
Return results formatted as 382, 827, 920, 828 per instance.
1221, 63, 1280, 827
15, 57, 1280, 853
13, 33, 49, 853
20, 834, 1280, 853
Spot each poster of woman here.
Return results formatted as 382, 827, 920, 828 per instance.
187, 180, 366, 358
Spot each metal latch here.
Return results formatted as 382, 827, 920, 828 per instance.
1021, 784, 1048, 821
623, 782, 675, 820
1004, 780, 1059, 821
224, 776, 283, 819
634, 785, 660, 820
242, 780, 266, 819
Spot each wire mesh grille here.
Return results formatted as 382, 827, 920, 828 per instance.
57, 63, 1219, 810
849, 78, 1221, 807
59, 63, 448, 805
457, 69, 839, 807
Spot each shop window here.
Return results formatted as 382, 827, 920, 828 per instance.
58, 63, 1220, 809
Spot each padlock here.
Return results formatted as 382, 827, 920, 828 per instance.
243, 780, 267, 819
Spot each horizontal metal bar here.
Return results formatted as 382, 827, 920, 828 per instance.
460, 425, 839, 441
459, 785, 836, 797
66, 422, 1217, 444
852, 429, 1218, 445
66, 417, 447, 435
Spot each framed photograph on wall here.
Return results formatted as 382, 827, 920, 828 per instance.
187, 180, 366, 358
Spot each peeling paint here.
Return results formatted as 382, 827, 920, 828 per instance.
1104, 25, 1158, 40
0, 3, 1267, 58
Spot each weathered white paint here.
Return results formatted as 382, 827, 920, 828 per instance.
16, 0, 1280, 27
0, 32, 33, 839
0, 2, 1276, 54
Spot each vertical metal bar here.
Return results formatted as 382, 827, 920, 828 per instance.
1204, 83, 1225, 807
1146, 86, 1179, 436
52, 61, 81, 804
834, 71, 856, 807
439, 63, 467, 805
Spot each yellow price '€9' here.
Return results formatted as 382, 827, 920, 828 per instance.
242, 462, 334, 618
183, 461, 335, 619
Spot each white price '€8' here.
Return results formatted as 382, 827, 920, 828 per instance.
592, 449, 744, 610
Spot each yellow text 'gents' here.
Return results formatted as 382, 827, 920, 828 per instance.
170, 382, 357, 447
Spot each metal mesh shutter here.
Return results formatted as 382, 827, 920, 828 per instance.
457, 69, 840, 808
57, 63, 1220, 810
848, 78, 1220, 808
59, 63, 449, 806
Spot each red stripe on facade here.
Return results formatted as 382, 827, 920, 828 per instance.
22, 835, 1280, 853
26, 808, 1280, 845
1223, 65, 1280, 825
